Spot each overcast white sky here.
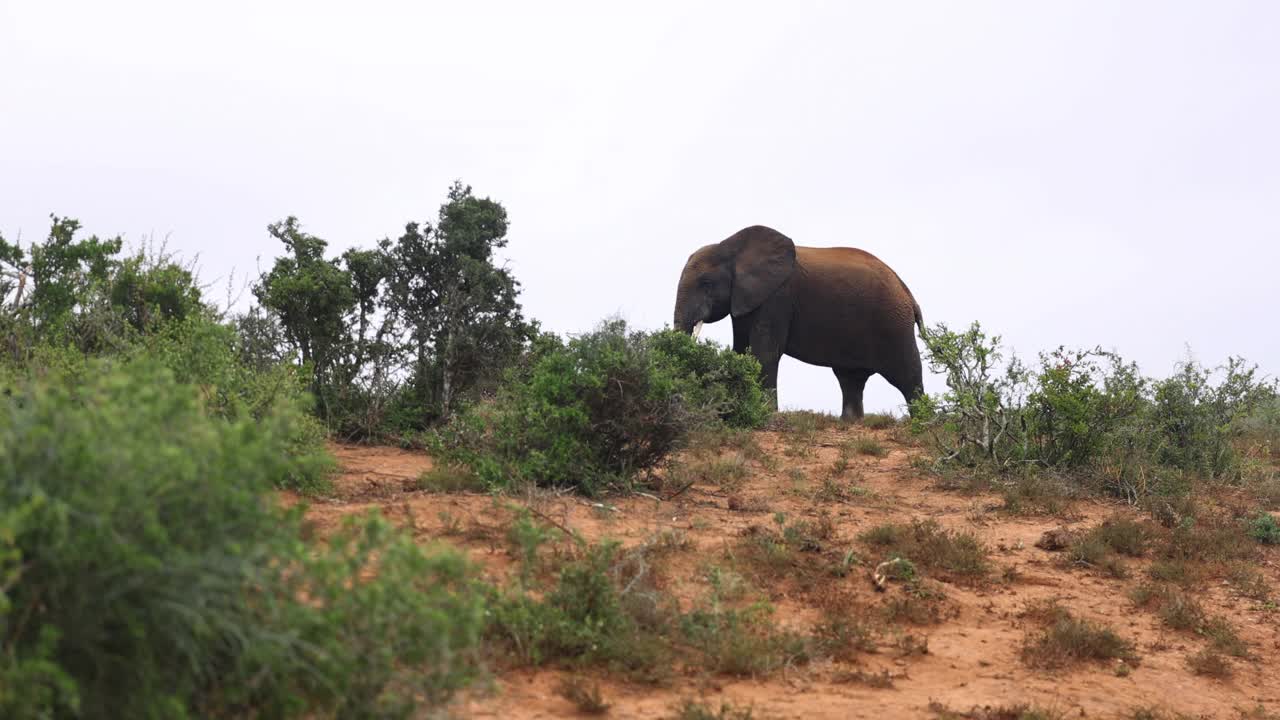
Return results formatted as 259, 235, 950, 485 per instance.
2, 1, 1277, 414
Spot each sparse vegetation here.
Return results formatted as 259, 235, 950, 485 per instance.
556, 676, 611, 715
1063, 516, 1150, 578
1187, 647, 1233, 678
861, 413, 899, 430
850, 436, 889, 457
670, 699, 756, 720
929, 702, 1065, 720
860, 519, 991, 583
1021, 602, 1138, 669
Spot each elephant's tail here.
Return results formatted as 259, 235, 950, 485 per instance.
889, 267, 927, 340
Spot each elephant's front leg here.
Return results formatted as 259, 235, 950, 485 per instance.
738, 312, 786, 412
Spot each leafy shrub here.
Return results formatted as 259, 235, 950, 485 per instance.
487, 539, 675, 681
0, 361, 485, 718
109, 247, 204, 332
909, 321, 1031, 465
912, 319, 1278, 504
649, 329, 771, 428
1151, 356, 1275, 478
1249, 512, 1280, 545
433, 319, 769, 495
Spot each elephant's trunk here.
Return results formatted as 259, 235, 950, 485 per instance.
673, 276, 699, 334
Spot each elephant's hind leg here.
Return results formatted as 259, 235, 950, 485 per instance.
833, 368, 873, 422
881, 352, 925, 416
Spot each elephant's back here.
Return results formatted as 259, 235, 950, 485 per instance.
793, 246, 909, 302
786, 245, 918, 369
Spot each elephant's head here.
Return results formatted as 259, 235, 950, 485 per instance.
673, 225, 797, 337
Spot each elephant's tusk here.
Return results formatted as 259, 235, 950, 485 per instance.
691, 322, 703, 339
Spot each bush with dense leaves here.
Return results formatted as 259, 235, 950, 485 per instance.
0, 361, 487, 719
912, 320, 1278, 503
648, 329, 772, 429
432, 320, 770, 495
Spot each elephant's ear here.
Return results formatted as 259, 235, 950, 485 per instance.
729, 226, 797, 317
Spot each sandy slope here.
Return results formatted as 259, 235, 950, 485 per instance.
284, 425, 1280, 720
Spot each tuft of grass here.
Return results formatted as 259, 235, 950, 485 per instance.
670, 699, 755, 720
1021, 602, 1138, 669
1062, 516, 1151, 578
1064, 535, 1128, 578
418, 464, 489, 493
859, 519, 990, 583
1187, 647, 1232, 678
666, 452, 752, 494
1160, 515, 1256, 565
928, 701, 1066, 720
812, 612, 878, 662
884, 581, 953, 625
1160, 591, 1205, 631
679, 601, 812, 677
830, 455, 851, 476
770, 410, 841, 434
1226, 561, 1272, 601
1129, 709, 1200, 720
686, 426, 766, 462
1203, 617, 1248, 658
861, 413, 898, 430
1146, 558, 1206, 586
1129, 582, 1248, 656
999, 472, 1074, 516
849, 436, 889, 458
1093, 516, 1150, 556
832, 668, 895, 688
556, 676, 611, 715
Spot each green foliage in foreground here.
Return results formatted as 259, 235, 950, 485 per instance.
431, 320, 772, 495
0, 362, 486, 719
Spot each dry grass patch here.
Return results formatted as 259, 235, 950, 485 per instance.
670, 699, 757, 720
861, 413, 899, 430
847, 436, 889, 458
859, 519, 991, 584
1187, 647, 1233, 678
1129, 582, 1249, 657
929, 702, 1066, 720
1020, 602, 1139, 670
555, 676, 611, 715
418, 464, 488, 492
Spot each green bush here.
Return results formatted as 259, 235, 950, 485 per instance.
1249, 513, 1280, 545
138, 314, 334, 492
0, 361, 486, 719
913, 320, 1278, 504
486, 539, 673, 681
433, 319, 769, 495
649, 329, 771, 428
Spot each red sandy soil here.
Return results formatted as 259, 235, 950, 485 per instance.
283, 426, 1280, 720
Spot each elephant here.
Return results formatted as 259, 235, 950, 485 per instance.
672, 225, 925, 421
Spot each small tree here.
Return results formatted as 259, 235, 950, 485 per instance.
388, 182, 536, 424
910, 321, 1030, 466
253, 217, 356, 399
